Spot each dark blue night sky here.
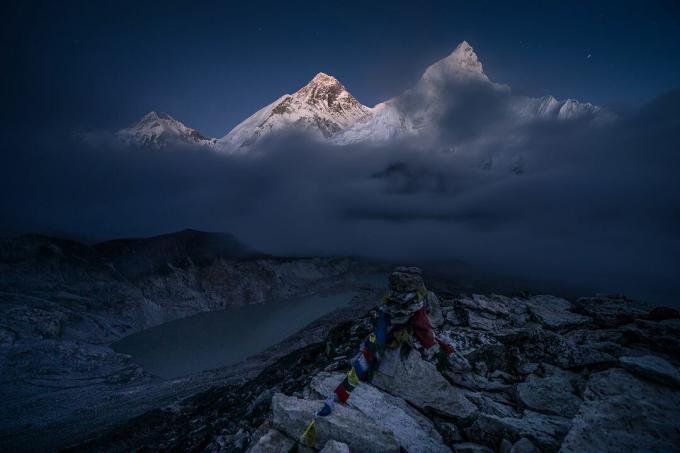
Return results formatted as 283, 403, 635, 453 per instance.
3, 0, 679, 136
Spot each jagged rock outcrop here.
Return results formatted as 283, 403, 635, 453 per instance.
559, 368, 680, 452
310, 372, 449, 453
271, 393, 400, 452
51, 275, 680, 453
619, 354, 680, 387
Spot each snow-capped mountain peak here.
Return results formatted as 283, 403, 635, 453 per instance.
421, 40, 489, 83
116, 111, 216, 149
216, 72, 371, 152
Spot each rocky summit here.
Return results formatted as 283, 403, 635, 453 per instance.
68, 279, 680, 453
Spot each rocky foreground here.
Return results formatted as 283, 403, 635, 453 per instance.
74, 290, 680, 452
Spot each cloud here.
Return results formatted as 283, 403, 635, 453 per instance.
1, 83, 679, 305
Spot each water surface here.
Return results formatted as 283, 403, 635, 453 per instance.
112, 291, 356, 379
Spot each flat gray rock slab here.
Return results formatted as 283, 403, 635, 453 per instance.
517, 368, 582, 417
320, 439, 350, 453
372, 349, 478, 423
559, 368, 680, 452
452, 442, 494, 453
246, 429, 294, 453
510, 437, 540, 453
467, 411, 571, 452
619, 355, 680, 388
525, 296, 592, 329
310, 372, 450, 453
271, 393, 399, 453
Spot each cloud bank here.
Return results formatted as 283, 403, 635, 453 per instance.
1, 80, 678, 305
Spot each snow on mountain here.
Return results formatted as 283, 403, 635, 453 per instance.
216, 72, 371, 152
113, 42, 605, 151
515, 95, 601, 120
334, 41, 603, 145
420, 40, 489, 84
116, 111, 217, 149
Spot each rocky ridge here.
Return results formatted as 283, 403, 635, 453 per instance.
73, 287, 680, 452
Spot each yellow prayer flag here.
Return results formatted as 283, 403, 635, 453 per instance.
347, 367, 360, 387
299, 419, 316, 448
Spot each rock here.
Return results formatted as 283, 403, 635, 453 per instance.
372, 349, 478, 422
489, 370, 516, 383
246, 429, 296, 453
517, 363, 539, 375
499, 438, 513, 453
466, 411, 571, 452
465, 391, 520, 418
452, 442, 494, 453
465, 310, 510, 332
440, 328, 501, 356
646, 306, 680, 321
619, 355, 680, 388
320, 439, 350, 453
271, 393, 399, 452
513, 327, 617, 370
310, 372, 449, 453
525, 296, 592, 330
433, 418, 464, 444
443, 307, 464, 326
427, 292, 445, 329
620, 320, 680, 361
0, 327, 16, 347
516, 367, 582, 417
510, 437, 539, 453
445, 371, 511, 392
247, 429, 295, 453
457, 294, 516, 317
389, 267, 424, 293
560, 368, 680, 452
574, 295, 649, 327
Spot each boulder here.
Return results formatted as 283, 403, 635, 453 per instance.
440, 328, 501, 356
427, 292, 445, 328
559, 368, 680, 452
372, 349, 478, 422
620, 320, 680, 361
516, 367, 582, 417
524, 296, 592, 329
320, 440, 350, 453
646, 306, 680, 321
574, 295, 649, 327
443, 307, 464, 326
619, 355, 680, 388
457, 295, 516, 317
246, 429, 295, 453
271, 393, 399, 452
452, 442, 494, 453
310, 372, 449, 453
465, 310, 510, 332
510, 437, 540, 453
464, 391, 520, 418
466, 411, 571, 452
513, 328, 617, 370
432, 418, 464, 444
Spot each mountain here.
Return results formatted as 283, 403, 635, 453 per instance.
516, 95, 601, 120
112, 42, 606, 151
334, 41, 603, 145
216, 72, 371, 152
116, 111, 217, 149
